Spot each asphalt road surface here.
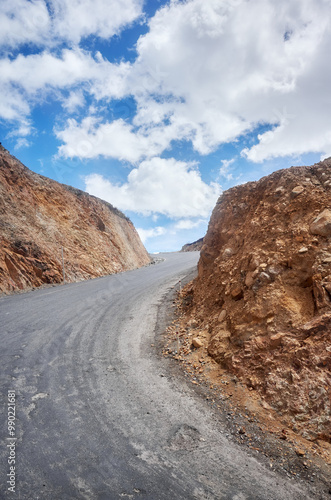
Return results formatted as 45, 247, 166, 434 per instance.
0, 252, 319, 499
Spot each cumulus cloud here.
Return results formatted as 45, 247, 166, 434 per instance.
128, 0, 331, 160
174, 219, 206, 230
136, 226, 166, 244
0, 50, 90, 93
62, 90, 85, 113
0, 84, 30, 122
50, 0, 143, 44
0, 49, 130, 126
0, 0, 142, 129
55, 0, 331, 163
56, 117, 166, 162
84, 157, 221, 218
0, 0, 143, 49
2, 0, 331, 163
0, 49, 130, 96
0, 0, 51, 49
56, 104, 194, 161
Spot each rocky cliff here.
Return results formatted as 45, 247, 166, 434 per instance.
182, 159, 331, 442
0, 146, 150, 294
181, 237, 204, 252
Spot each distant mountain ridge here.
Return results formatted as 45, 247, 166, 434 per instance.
0, 145, 150, 294
181, 237, 204, 252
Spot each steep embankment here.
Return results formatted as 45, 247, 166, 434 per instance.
182, 159, 331, 442
0, 146, 150, 293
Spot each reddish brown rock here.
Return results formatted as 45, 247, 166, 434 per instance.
182, 157, 331, 442
0, 146, 150, 294
269, 333, 285, 349
192, 337, 204, 348
231, 285, 244, 301
291, 185, 305, 198
310, 209, 331, 237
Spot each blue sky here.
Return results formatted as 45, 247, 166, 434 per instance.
1, 0, 330, 253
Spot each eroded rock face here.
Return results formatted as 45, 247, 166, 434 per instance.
0, 146, 150, 293
185, 158, 331, 441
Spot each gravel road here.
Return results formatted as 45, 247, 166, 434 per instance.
0, 252, 321, 499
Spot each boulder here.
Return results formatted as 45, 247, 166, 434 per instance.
192, 337, 203, 348
310, 209, 331, 237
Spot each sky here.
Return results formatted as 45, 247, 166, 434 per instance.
0, 0, 331, 253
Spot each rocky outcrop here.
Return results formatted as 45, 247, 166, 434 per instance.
0, 146, 150, 294
181, 237, 204, 252
183, 158, 331, 442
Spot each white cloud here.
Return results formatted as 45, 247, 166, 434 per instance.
0, 49, 126, 95
0, 1, 142, 128
2, 0, 331, 163
137, 219, 207, 249
241, 91, 331, 162
14, 138, 31, 150
6, 119, 34, 139
56, 117, 165, 163
174, 219, 206, 230
0, 0, 143, 49
62, 90, 85, 113
137, 218, 209, 253
127, 0, 331, 161
0, 0, 51, 49
56, 106, 191, 161
136, 226, 166, 244
219, 159, 235, 181
84, 157, 221, 218
50, 0, 143, 44
0, 85, 30, 122
0, 49, 129, 125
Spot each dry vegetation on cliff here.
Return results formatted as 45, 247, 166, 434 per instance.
0, 146, 150, 294
176, 159, 331, 448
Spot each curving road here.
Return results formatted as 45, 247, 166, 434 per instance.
0, 252, 315, 499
